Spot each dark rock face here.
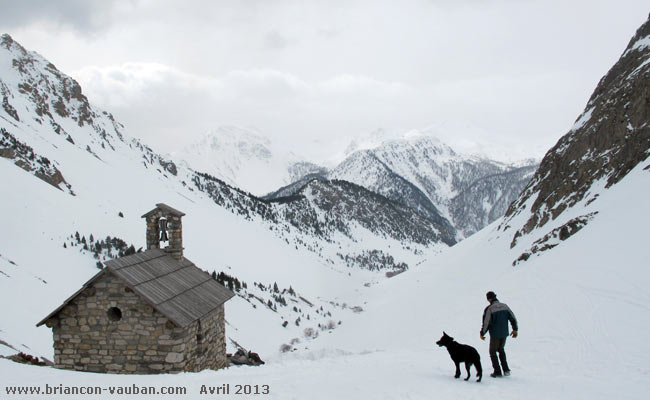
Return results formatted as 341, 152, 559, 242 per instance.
294, 179, 457, 246
0, 128, 74, 195
512, 212, 598, 266
1, 83, 20, 121
263, 173, 328, 200
159, 158, 178, 176
503, 19, 650, 246
450, 165, 537, 237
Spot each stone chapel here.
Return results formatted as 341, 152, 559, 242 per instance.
37, 203, 234, 374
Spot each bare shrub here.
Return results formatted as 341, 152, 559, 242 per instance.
303, 327, 319, 339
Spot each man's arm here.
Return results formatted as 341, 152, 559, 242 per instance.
507, 305, 518, 332
480, 306, 492, 336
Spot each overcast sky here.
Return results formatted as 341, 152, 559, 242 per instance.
1, 0, 648, 162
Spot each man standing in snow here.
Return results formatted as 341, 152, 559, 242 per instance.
480, 291, 518, 377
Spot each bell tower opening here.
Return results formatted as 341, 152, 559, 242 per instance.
142, 203, 186, 260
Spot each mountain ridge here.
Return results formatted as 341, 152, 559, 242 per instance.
329, 134, 537, 238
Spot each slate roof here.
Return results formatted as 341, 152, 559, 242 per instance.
37, 249, 234, 328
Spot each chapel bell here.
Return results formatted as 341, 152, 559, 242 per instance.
159, 218, 169, 242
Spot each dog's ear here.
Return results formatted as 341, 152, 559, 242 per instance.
442, 331, 447, 337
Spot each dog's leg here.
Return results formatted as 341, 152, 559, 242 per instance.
454, 361, 460, 378
476, 360, 482, 382
464, 363, 471, 381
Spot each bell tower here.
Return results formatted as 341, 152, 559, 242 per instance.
141, 203, 185, 260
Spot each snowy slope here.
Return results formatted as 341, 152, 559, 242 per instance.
2, 115, 647, 400
310, 160, 650, 399
2, 151, 647, 400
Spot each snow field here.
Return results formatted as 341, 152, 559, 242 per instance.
3, 159, 647, 399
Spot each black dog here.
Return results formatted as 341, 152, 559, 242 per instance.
436, 332, 482, 382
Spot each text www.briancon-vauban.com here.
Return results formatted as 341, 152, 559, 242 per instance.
5, 383, 187, 396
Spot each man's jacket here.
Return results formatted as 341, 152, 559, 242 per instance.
480, 300, 518, 339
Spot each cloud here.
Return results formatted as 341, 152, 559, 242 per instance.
0, 0, 116, 33
72, 62, 422, 157
318, 75, 411, 97
72, 56, 596, 162
8, 0, 648, 162
265, 30, 290, 50
221, 69, 310, 99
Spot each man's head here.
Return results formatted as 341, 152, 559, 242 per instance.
486, 291, 497, 302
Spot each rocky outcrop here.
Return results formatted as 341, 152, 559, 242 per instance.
502, 19, 650, 248
1, 34, 94, 127
512, 212, 598, 266
0, 128, 74, 195
0, 33, 167, 175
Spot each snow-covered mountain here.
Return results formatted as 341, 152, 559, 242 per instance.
339, 122, 524, 163
329, 132, 538, 238
175, 126, 325, 196
0, 33, 449, 364
180, 124, 535, 239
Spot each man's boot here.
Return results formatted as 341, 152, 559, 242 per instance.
499, 351, 510, 376
490, 356, 502, 377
